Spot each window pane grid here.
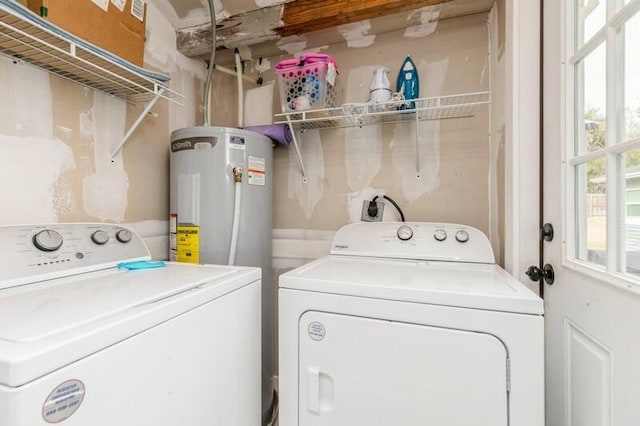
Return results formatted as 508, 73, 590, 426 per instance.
568, 0, 640, 281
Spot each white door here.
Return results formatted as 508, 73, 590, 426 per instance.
298, 311, 508, 426
543, 1, 640, 425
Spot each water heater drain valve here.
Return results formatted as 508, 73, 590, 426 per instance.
232, 166, 243, 182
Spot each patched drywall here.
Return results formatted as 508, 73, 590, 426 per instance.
0, 131, 75, 224
253, 13, 493, 250
404, 7, 440, 38
287, 129, 326, 219
82, 93, 129, 222
276, 35, 308, 55
344, 65, 383, 192
0, 1, 206, 256
338, 21, 376, 48
0, 57, 74, 225
145, 2, 206, 130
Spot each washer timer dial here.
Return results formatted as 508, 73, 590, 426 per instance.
33, 230, 63, 252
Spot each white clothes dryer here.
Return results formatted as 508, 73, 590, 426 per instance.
279, 222, 543, 426
0, 223, 261, 426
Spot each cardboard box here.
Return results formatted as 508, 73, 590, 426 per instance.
27, 0, 146, 66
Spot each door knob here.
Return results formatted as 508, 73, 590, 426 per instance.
526, 264, 555, 285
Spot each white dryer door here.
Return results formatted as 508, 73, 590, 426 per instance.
298, 311, 508, 426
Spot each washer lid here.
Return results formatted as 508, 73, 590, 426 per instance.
279, 256, 543, 315
0, 262, 260, 387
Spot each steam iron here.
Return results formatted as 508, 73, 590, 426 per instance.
396, 55, 419, 111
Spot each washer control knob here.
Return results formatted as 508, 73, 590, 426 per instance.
91, 230, 110, 245
397, 225, 414, 241
455, 230, 470, 243
33, 230, 63, 252
116, 229, 132, 243
433, 229, 447, 242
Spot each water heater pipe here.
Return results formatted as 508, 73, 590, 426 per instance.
203, 0, 217, 126
228, 165, 243, 265
235, 48, 244, 128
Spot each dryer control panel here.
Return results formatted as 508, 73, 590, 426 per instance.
0, 223, 151, 290
331, 222, 495, 264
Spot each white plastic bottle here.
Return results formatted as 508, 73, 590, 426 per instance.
369, 67, 391, 111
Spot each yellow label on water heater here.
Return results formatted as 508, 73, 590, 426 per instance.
176, 225, 199, 263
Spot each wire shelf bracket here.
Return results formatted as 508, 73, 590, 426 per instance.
285, 116, 308, 183
111, 88, 165, 160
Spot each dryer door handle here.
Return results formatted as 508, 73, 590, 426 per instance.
307, 366, 321, 414
307, 366, 334, 414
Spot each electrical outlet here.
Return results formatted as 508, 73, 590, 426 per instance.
361, 200, 384, 222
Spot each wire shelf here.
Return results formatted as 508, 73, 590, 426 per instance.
0, 7, 182, 104
275, 91, 490, 183
274, 91, 490, 130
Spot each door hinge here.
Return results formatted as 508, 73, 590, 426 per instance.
506, 358, 511, 393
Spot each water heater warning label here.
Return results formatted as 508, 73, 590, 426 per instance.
248, 156, 266, 186
177, 225, 199, 263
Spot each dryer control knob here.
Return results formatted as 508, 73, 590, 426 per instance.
91, 230, 109, 245
116, 229, 132, 243
433, 229, 447, 242
455, 230, 470, 243
397, 225, 414, 241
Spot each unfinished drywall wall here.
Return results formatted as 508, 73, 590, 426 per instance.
207, 12, 495, 264
228, 13, 494, 268
0, 1, 205, 258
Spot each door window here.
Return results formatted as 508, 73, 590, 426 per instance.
568, 0, 640, 281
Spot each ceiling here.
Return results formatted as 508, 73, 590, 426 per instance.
152, 0, 495, 64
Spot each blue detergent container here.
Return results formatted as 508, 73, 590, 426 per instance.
396, 55, 419, 110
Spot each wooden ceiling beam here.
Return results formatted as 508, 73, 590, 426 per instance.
279, 0, 453, 37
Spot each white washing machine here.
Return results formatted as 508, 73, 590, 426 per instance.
279, 222, 544, 426
0, 223, 261, 426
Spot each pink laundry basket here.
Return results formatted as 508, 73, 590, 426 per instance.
276, 53, 340, 112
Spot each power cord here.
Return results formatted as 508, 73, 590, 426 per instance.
368, 195, 405, 222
